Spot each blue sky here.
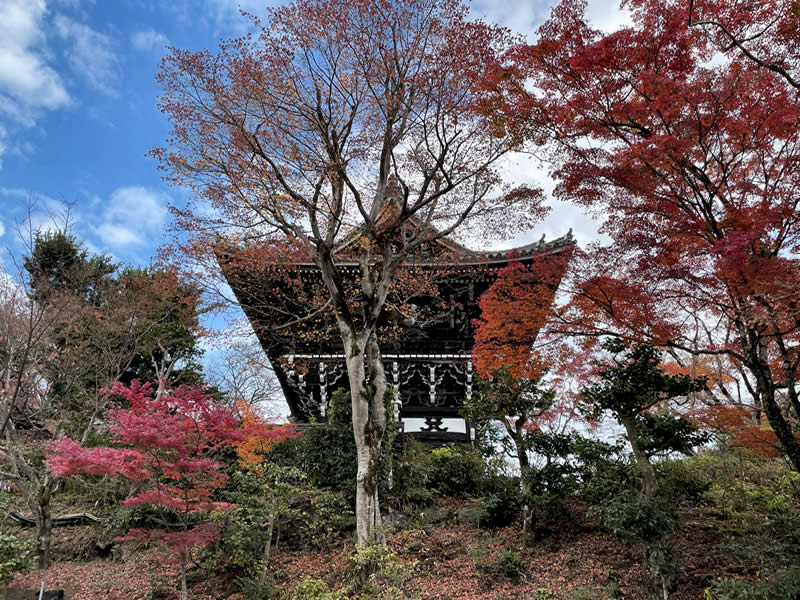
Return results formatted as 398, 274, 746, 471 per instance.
0, 0, 282, 269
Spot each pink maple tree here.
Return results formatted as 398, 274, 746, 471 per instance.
47, 381, 240, 600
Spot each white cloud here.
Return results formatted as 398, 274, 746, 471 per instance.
92, 186, 169, 247
471, 0, 551, 35
0, 0, 72, 164
472, 0, 631, 41
94, 222, 145, 246
53, 14, 120, 97
131, 29, 170, 53
0, 0, 121, 166
0, 218, 5, 238
0, 0, 71, 112
585, 0, 632, 33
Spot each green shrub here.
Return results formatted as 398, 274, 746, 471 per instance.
456, 477, 522, 529
656, 458, 711, 504
592, 491, 678, 600
501, 550, 525, 580
272, 389, 397, 510
0, 531, 34, 586
457, 499, 489, 527
237, 575, 277, 600
479, 474, 522, 527
676, 451, 800, 545
570, 437, 634, 505
704, 567, 800, 599
559, 584, 623, 600
302, 391, 360, 506
213, 507, 270, 575
345, 542, 415, 598
288, 577, 348, 600
475, 548, 526, 588
386, 439, 435, 509
592, 490, 675, 544
299, 489, 355, 549
427, 444, 485, 497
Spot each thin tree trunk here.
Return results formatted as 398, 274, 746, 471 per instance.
620, 415, 659, 499
36, 493, 53, 569
180, 553, 188, 600
516, 437, 533, 546
259, 513, 275, 585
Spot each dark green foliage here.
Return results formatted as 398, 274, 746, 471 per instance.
570, 436, 634, 506
289, 388, 396, 508
0, 532, 34, 585
500, 550, 525, 581
515, 433, 629, 530
20, 231, 205, 441
463, 368, 557, 467
302, 390, 360, 506
299, 489, 355, 548
557, 584, 623, 600
237, 577, 277, 600
635, 413, 712, 459
672, 450, 800, 577
704, 567, 800, 600
386, 439, 435, 509
211, 464, 353, 576
592, 490, 675, 546
345, 542, 415, 597
24, 230, 116, 304
521, 431, 579, 527
388, 440, 497, 511
287, 577, 347, 600
591, 491, 679, 600
477, 474, 522, 527
476, 549, 525, 588
426, 444, 485, 497
656, 459, 711, 505
581, 340, 707, 505
466, 368, 556, 430
582, 340, 708, 423
214, 500, 273, 575
114, 267, 204, 387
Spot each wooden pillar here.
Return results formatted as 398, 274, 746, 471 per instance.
319, 362, 327, 417
392, 361, 401, 420
428, 363, 437, 406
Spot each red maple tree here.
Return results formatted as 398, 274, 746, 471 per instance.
688, 0, 800, 90
232, 400, 300, 468
472, 251, 572, 380
47, 381, 240, 600
497, 0, 800, 470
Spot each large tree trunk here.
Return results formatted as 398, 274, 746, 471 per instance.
736, 335, 800, 473
620, 415, 660, 500
344, 330, 388, 546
